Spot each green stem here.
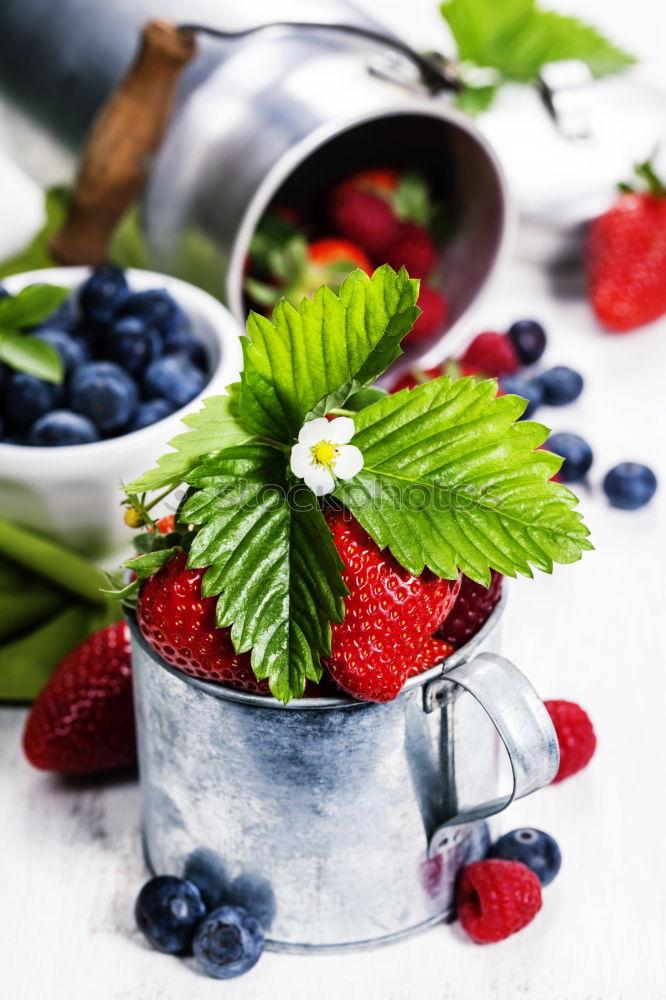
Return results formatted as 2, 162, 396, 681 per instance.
0, 518, 110, 604
327, 408, 355, 417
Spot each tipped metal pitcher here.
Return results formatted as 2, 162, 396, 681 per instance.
129, 595, 558, 951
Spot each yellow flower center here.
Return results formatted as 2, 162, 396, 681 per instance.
311, 440, 337, 467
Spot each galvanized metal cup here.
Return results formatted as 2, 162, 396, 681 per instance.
129, 595, 558, 951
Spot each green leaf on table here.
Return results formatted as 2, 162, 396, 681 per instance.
126, 395, 251, 493
238, 265, 420, 441
0, 330, 63, 383
183, 442, 347, 703
441, 0, 635, 87
333, 377, 593, 586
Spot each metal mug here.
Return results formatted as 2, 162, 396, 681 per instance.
0, 0, 509, 346
129, 594, 558, 951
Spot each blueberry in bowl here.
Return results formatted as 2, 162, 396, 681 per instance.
0, 266, 243, 555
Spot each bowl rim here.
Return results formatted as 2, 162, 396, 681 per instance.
0, 266, 244, 463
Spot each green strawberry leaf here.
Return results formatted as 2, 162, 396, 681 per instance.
441, 0, 635, 88
393, 172, 432, 226
333, 377, 593, 586
238, 266, 420, 442
124, 548, 180, 580
0, 330, 64, 383
182, 442, 347, 703
126, 395, 251, 493
0, 283, 70, 328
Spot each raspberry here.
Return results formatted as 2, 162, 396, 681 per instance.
456, 860, 542, 943
460, 332, 520, 378
544, 699, 597, 782
384, 221, 437, 278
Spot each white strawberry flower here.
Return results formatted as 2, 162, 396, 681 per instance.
290, 416, 364, 496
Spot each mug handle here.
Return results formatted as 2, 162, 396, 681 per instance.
424, 652, 559, 853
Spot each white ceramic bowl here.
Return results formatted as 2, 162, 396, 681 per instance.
0, 267, 243, 557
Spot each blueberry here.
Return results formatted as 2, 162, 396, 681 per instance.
79, 264, 128, 323
119, 288, 188, 338
163, 329, 207, 369
31, 328, 89, 375
540, 366, 584, 406
142, 356, 206, 409
27, 410, 99, 446
546, 432, 593, 483
603, 462, 657, 510
127, 398, 174, 432
507, 319, 547, 365
4, 373, 61, 430
489, 828, 562, 886
498, 374, 544, 419
39, 296, 77, 332
135, 876, 206, 954
103, 315, 163, 375
69, 362, 138, 433
192, 905, 265, 979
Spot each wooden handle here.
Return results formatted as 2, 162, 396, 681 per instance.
49, 19, 196, 266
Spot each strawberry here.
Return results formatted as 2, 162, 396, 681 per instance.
323, 509, 460, 702
406, 638, 454, 678
456, 860, 542, 944
436, 570, 503, 648
307, 238, 372, 276
334, 168, 401, 200
22, 622, 136, 775
405, 286, 449, 346
137, 551, 270, 695
390, 364, 444, 393
329, 188, 398, 257
459, 331, 519, 378
544, 699, 597, 782
586, 160, 666, 331
384, 222, 437, 278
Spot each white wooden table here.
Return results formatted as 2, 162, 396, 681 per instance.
2, 2, 666, 997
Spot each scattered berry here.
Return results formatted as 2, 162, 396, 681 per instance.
4, 372, 61, 431
384, 221, 436, 278
586, 160, 666, 332
31, 328, 88, 375
436, 571, 502, 647
135, 876, 207, 954
540, 366, 583, 406
603, 462, 657, 510
329, 188, 397, 257
507, 319, 547, 365
456, 859, 542, 944
406, 286, 449, 344
27, 410, 99, 446
22, 622, 136, 774
545, 699, 597, 782
69, 361, 138, 433
192, 905, 265, 979
546, 432, 593, 483
460, 332, 519, 379
489, 829, 562, 886
79, 263, 128, 323
323, 509, 460, 701
142, 356, 206, 409
104, 315, 162, 375
127, 398, 174, 432
498, 374, 544, 419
